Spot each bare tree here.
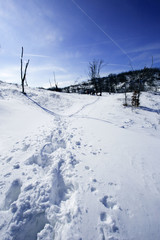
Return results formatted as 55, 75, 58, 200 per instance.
88, 59, 104, 95
53, 72, 58, 90
123, 76, 128, 106
49, 79, 52, 88
21, 47, 29, 94
131, 57, 154, 107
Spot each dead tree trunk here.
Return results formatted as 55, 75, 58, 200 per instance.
21, 47, 29, 94
132, 90, 140, 107
124, 81, 128, 106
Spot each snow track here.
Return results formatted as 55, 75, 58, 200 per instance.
0, 115, 80, 240
25, 92, 100, 119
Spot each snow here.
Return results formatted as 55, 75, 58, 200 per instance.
0, 81, 160, 240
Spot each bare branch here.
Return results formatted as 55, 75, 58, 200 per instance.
21, 46, 23, 59
20, 47, 30, 94
23, 60, 30, 82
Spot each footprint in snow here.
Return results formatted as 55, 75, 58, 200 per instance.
85, 166, 90, 170
13, 163, 20, 169
100, 195, 119, 210
91, 151, 97, 155
76, 141, 81, 147
92, 178, 97, 183
6, 157, 12, 163
91, 186, 96, 192
108, 182, 117, 186
22, 144, 30, 151
90, 178, 98, 192
99, 196, 120, 238
69, 155, 79, 167
100, 212, 107, 221
100, 212, 119, 233
3, 179, 22, 210
99, 215, 119, 240
4, 172, 11, 178
24, 184, 34, 192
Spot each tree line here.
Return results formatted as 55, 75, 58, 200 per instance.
61, 66, 160, 95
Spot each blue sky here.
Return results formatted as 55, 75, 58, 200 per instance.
0, 0, 160, 88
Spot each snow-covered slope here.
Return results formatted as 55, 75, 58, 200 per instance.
0, 82, 160, 240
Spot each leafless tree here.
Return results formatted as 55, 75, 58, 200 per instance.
21, 47, 29, 94
131, 57, 154, 107
53, 72, 58, 90
123, 76, 128, 106
88, 59, 104, 95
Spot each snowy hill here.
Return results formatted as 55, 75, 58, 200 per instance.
60, 67, 160, 94
0, 81, 160, 240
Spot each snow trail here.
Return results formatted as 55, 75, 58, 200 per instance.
0, 114, 80, 239
25, 92, 100, 118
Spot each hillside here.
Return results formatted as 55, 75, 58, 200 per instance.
58, 67, 160, 94
0, 81, 160, 240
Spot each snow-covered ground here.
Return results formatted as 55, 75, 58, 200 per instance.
0, 81, 160, 240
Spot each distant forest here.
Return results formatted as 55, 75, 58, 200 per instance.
48, 67, 160, 94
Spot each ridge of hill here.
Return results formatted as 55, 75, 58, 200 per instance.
48, 67, 160, 94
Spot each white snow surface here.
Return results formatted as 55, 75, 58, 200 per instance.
0, 81, 160, 240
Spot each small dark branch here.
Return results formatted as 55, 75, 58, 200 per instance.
23, 60, 30, 81
97, 60, 104, 77
21, 47, 23, 82
21, 46, 23, 59
124, 80, 128, 106
22, 60, 29, 94
21, 58, 23, 82
49, 79, 52, 88
53, 71, 58, 89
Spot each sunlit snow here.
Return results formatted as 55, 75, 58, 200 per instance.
0, 81, 160, 240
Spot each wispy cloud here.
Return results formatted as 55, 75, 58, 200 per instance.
128, 42, 160, 54
0, 1, 17, 19
66, 40, 110, 50
25, 54, 51, 58
63, 51, 82, 59
0, 62, 68, 87
152, 54, 160, 64
107, 63, 130, 67
131, 52, 150, 62
29, 64, 67, 73
0, 0, 64, 51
